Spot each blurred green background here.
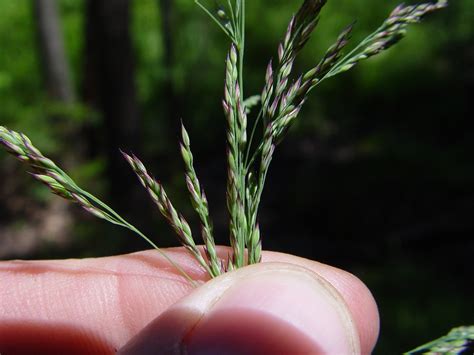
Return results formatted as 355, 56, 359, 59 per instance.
0, 0, 473, 353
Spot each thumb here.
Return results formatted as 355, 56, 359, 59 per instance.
119, 262, 361, 354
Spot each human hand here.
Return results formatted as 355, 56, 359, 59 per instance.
0, 247, 379, 354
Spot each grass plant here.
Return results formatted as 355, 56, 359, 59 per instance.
1, 0, 447, 283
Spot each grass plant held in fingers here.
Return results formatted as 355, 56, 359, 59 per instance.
1, 0, 447, 282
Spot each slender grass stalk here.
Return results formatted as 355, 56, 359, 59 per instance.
194, 1, 234, 40
238, 0, 245, 94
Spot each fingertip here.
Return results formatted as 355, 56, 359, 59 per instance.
119, 263, 361, 354
261, 250, 380, 354
341, 272, 379, 354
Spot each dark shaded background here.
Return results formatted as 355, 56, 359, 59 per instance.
0, 0, 473, 353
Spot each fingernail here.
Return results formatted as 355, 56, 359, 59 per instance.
119, 263, 360, 355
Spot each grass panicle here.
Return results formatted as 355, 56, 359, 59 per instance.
1, 0, 447, 281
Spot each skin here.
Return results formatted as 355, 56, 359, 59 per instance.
0, 247, 379, 354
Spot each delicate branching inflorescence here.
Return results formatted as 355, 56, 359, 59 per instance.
0, 0, 447, 281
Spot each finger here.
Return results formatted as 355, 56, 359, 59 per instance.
0, 248, 378, 354
119, 262, 362, 355
0, 248, 203, 354
262, 251, 380, 354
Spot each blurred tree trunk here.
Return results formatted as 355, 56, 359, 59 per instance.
3, 0, 78, 257
83, 0, 140, 214
34, 0, 75, 103
158, 0, 180, 135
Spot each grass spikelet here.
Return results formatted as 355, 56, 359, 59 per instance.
180, 123, 222, 277
122, 151, 214, 277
